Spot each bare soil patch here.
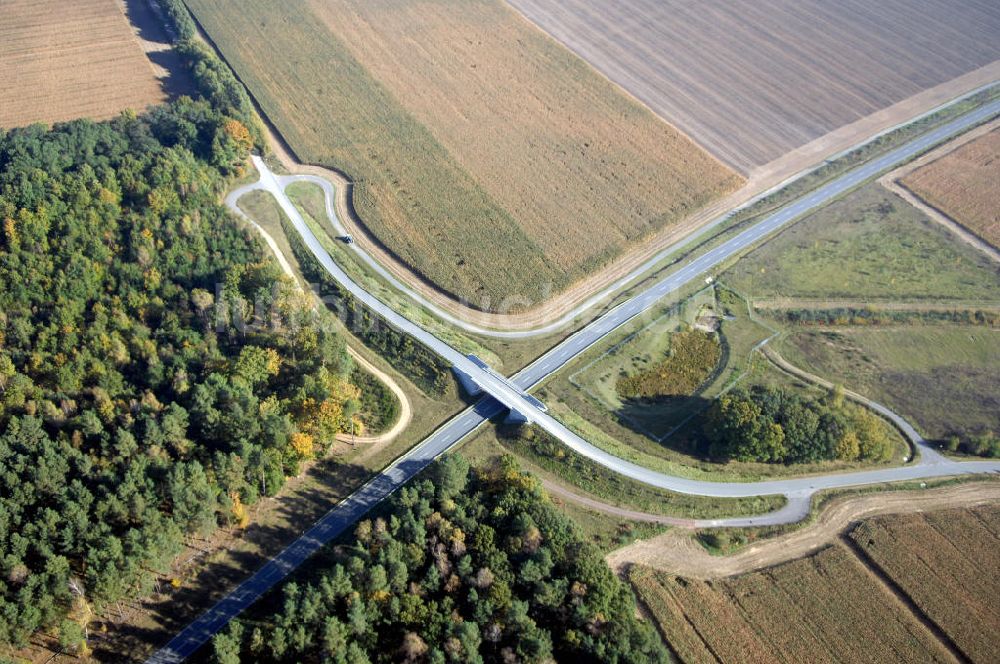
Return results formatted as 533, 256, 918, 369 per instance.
507, 0, 1000, 174
0, 0, 167, 129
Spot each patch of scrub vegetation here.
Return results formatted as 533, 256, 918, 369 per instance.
778, 325, 1000, 448
210, 455, 669, 663
616, 328, 722, 400
350, 366, 400, 435
544, 287, 903, 480
562, 286, 772, 443
723, 183, 1000, 303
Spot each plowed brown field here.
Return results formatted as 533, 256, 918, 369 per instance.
507, 0, 1000, 173
0, 0, 166, 129
901, 129, 1000, 249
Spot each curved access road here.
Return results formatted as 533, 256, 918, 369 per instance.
761, 345, 929, 454
268, 95, 1000, 339
147, 96, 1000, 663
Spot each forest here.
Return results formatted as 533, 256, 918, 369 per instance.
703, 385, 895, 463
210, 455, 667, 663
0, 34, 362, 653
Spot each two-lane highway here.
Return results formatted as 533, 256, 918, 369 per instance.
149, 94, 1000, 663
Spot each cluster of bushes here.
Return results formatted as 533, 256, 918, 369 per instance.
211, 455, 667, 663
944, 431, 1000, 458
350, 366, 401, 435
773, 307, 999, 328
616, 328, 721, 400
703, 385, 895, 464
158, 0, 264, 149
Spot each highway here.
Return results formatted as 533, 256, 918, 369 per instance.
276, 87, 1000, 340
148, 96, 1000, 662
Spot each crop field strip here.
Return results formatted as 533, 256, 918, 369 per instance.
632, 545, 955, 664
0, 0, 166, 129
182, 0, 741, 308
849, 507, 1000, 663
506, 0, 1000, 173
901, 129, 1000, 249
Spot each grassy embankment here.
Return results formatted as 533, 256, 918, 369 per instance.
778, 326, 1000, 442
458, 425, 785, 524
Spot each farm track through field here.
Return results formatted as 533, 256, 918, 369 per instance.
606, 481, 1000, 577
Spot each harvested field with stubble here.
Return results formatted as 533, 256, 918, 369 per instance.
902, 129, 1000, 248
507, 0, 1000, 173
182, 0, 741, 309
0, 0, 166, 129
850, 506, 1000, 663
631, 546, 955, 664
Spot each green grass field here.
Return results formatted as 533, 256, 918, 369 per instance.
778, 325, 1000, 441
723, 183, 1000, 303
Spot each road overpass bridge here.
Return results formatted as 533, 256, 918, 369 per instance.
453, 355, 547, 424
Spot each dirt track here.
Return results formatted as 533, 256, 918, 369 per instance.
335, 347, 411, 451
606, 481, 1000, 578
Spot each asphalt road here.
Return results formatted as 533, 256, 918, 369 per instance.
148, 97, 1000, 663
